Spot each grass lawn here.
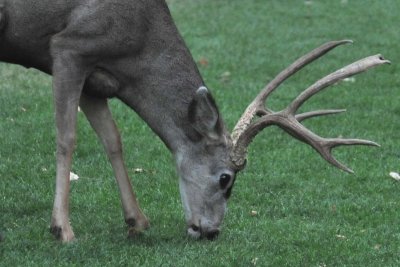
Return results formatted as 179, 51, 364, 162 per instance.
1, 0, 399, 266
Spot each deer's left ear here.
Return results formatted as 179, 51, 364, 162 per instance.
188, 86, 222, 140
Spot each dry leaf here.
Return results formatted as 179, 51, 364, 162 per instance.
374, 244, 381, 250
343, 77, 356, 83
389, 172, 400, 181
134, 168, 144, 173
336, 234, 346, 240
198, 57, 209, 67
219, 71, 231, 82
69, 172, 79, 181
250, 210, 258, 216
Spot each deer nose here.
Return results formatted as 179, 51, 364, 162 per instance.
188, 224, 220, 240
205, 229, 220, 240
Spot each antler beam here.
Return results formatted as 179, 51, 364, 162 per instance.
230, 40, 390, 172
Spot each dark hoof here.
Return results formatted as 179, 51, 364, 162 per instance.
50, 226, 62, 239
126, 217, 149, 238
49, 225, 75, 242
125, 218, 136, 227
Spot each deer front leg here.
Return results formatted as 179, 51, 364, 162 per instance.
79, 93, 149, 236
50, 50, 87, 242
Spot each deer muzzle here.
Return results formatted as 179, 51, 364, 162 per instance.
187, 221, 221, 240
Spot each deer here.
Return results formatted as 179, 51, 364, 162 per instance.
0, 0, 389, 242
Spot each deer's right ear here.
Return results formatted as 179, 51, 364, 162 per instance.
188, 86, 221, 140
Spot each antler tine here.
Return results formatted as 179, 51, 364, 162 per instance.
230, 43, 390, 171
296, 109, 346, 122
231, 109, 380, 172
314, 138, 380, 173
257, 40, 354, 104
231, 40, 352, 143
287, 54, 390, 114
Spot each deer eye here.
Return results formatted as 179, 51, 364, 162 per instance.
219, 174, 231, 189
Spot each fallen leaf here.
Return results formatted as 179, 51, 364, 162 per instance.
198, 57, 209, 67
343, 77, 356, 83
336, 234, 346, 240
250, 210, 258, 216
219, 71, 231, 82
389, 172, 400, 181
134, 168, 144, 173
69, 172, 79, 181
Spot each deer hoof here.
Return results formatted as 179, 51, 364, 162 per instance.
50, 224, 75, 243
126, 217, 150, 237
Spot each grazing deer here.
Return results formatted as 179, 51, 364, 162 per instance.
0, 0, 389, 242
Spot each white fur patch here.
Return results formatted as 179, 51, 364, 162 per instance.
187, 227, 201, 239
179, 178, 192, 221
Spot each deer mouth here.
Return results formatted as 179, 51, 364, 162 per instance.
187, 224, 220, 240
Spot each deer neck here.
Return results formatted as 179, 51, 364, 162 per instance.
115, 23, 206, 154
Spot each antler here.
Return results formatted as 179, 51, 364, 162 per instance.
230, 40, 390, 173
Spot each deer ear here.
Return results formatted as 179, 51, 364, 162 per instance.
188, 86, 221, 140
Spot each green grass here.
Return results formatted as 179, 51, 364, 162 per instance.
1, 0, 400, 266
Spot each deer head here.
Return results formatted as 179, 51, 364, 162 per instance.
177, 40, 389, 239
175, 86, 235, 240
